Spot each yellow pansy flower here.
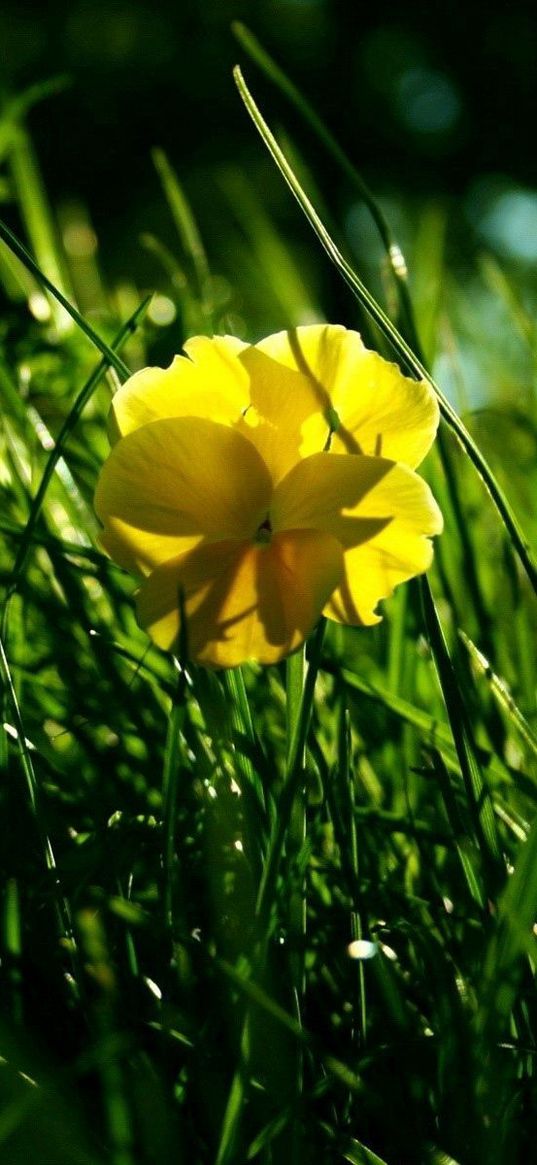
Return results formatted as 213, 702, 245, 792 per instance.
95, 325, 442, 667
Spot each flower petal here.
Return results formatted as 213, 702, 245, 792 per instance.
271, 450, 442, 624
109, 335, 249, 442
324, 535, 433, 626
95, 417, 272, 574
136, 529, 343, 668
248, 324, 439, 469
326, 334, 439, 469
235, 336, 330, 483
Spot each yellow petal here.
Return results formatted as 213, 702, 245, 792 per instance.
109, 335, 249, 443
326, 333, 439, 469
272, 452, 393, 547
136, 529, 343, 668
95, 417, 272, 574
271, 450, 442, 624
324, 535, 433, 626
235, 336, 330, 484
248, 324, 439, 469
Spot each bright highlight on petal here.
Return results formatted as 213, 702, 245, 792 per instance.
109, 335, 249, 443
95, 324, 443, 666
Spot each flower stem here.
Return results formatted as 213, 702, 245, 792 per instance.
286, 646, 307, 1162
215, 623, 326, 1165
255, 620, 326, 931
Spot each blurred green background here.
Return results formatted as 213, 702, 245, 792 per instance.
2, 0, 537, 342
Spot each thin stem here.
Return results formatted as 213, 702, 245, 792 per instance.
286, 647, 306, 1165
162, 677, 188, 934
256, 621, 326, 931
215, 623, 326, 1165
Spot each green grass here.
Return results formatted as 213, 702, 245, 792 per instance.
1, 39, 537, 1165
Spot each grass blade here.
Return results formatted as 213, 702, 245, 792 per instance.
232, 66, 537, 594
0, 217, 130, 379
152, 147, 213, 331
5, 295, 151, 601
232, 22, 416, 343
460, 630, 537, 760
420, 579, 501, 870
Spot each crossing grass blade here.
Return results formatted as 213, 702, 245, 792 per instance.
0, 218, 130, 378
4, 295, 151, 604
232, 65, 537, 594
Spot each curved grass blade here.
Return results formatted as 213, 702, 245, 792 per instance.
0, 217, 130, 379
0, 76, 70, 158
341, 1138, 389, 1165
232, 22, 417, 345
232, 67, 537, 595
0, 521, 115, 570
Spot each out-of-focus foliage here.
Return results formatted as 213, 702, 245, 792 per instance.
1, 0, 537, 327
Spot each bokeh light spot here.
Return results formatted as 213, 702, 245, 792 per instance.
147, 295, 176, 326
479, 189, 537, 262
397, 67, 461, 134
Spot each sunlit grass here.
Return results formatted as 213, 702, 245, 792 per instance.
1, 35, 537, 1165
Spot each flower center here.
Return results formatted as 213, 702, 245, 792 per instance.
254, 515, 273, 545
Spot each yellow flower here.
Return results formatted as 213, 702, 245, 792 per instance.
95, 325, 442, 667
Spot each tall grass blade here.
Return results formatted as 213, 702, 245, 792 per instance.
232, 22, 417, 344
152, 147, 213, 331
8, 118, 73, 329
460, 630, 537, 759
420, 580, 501, 869
0, 631, 72, 946
232, 66, 537, 593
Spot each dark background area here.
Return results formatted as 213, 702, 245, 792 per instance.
1, 0, 536, 327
